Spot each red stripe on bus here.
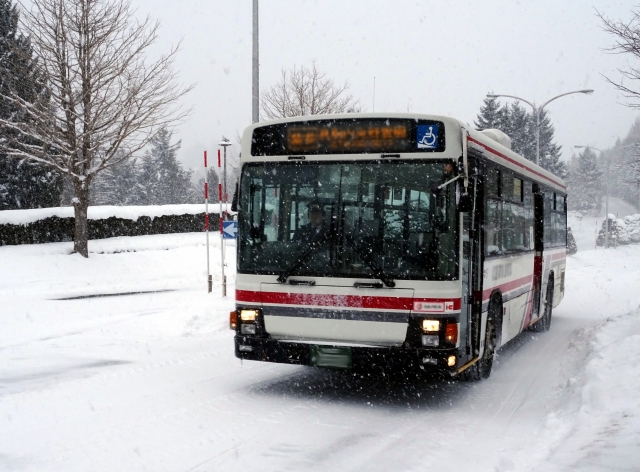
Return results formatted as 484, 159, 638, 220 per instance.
551, 251, 566, 261
467, 137, 566, 190
235, 290, 461, 311
481, 274, 533, 302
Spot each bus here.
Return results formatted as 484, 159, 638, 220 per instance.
230, 114, 566, 380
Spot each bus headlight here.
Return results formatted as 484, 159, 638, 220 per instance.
240, 309, 258, 322
422, 320, 440, 332
421, 335, 439, 347
241, 324, 257, 335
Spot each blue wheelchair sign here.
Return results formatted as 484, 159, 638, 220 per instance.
222, 221, 238, 239
417, 124, 439, 149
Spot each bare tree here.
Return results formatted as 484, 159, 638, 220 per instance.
260, 62, 362, 120
600, 8, 640, 108
0, 0, 192, 256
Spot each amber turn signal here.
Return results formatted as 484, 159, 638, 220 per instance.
230, 311, 237, 330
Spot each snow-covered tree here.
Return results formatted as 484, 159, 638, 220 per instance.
0, 0, 192, 257
474, 95, 506, 130
195, 167, 220, 204
504, 102, 535, 161
600, 119, 640, 210
567, 147, 603, 212
137, 128, 196, 205
90, 157, 141, 206
600, 8, 640, 109
0, 0, 61, 209
474, 96, 565, 177
260, 62, 362, 119
537, 109, 567, 178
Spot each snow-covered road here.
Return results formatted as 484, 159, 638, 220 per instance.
1, 233, 639, 471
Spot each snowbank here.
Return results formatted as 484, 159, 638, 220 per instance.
596, 213, 640, 246
538, 310, 640, 470
0, 203, 234, 226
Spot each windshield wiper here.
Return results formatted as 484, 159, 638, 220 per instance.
277, 230, 333, 284
345, 235, 395, 288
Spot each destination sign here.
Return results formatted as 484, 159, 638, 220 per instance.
251, 118, 445, 156
287, 123, 409, 153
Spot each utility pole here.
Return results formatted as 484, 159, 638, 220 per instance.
252, 0, 259, 123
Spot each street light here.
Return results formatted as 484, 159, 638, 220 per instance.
575, 143, 638, 249
218, 137, 233, 297
487, 90, 594, 166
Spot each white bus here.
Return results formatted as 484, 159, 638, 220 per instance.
230, 114, 566, 379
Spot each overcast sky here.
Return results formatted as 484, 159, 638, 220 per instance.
130, 0, 640, 175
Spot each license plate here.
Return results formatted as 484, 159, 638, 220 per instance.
310, 345, 352, 369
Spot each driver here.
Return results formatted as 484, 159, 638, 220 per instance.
292, 201, 327, 242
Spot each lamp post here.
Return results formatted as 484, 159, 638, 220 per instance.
219, 138, 233, 297
487, 90, 594, 166
575, 143, 637, 249
252, 0, 259, 123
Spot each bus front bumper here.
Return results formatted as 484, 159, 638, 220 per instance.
234, 335, 459, 373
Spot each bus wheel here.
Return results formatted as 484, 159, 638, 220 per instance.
541, 278, 554, 332
463, 301, 498, 381
531, 277, 553, 333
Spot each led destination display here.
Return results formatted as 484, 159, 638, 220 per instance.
287, 123, 409, 153
251, 118, 445, 156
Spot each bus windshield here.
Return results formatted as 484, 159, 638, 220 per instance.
238, 160, 458, 281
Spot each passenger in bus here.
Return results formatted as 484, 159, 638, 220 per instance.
443, 161, 455, 176
292, 201, 327, 242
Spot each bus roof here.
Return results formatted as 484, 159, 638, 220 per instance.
240, 113, 566, 192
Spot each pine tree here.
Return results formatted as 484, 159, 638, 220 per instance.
474, 95, 504, 130
196, 167, 220, 204
537, 110, 566, 178
90, 157, 141, 205
0, 0, 61, 209
506, 102, 535, 161
568, 147, 602, 212
474, 95, 566, 178
605, 118, 640, 210
137, 128, 196, 205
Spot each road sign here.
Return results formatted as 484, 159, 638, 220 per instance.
222, 221, 238, 239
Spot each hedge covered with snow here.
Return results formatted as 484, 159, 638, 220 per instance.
596, 214, 640, 246
0, 204, 232, 246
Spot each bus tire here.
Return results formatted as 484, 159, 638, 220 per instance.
541, 277, 554, 332
463, 298, 499, 381
531, 276, 553, 333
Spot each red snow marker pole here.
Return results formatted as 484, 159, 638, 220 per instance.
204, 150, 212, 293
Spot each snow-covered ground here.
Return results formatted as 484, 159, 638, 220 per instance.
1, 224, 640, 470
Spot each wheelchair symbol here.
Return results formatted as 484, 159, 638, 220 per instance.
418, 126, 437, 147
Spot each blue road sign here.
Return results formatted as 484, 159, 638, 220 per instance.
222, 221, 238, 239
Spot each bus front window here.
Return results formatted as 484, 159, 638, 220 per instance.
238, 160, 458, 281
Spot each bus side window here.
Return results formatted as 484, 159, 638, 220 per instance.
485, 199, 502, 256
486, 167, 501, 198
553, 194, 567, 247
543, 191, 554, 248
503, 202, 526, 252
523, 180, 534, 249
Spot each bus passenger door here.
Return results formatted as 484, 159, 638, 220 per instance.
460, 177, 481, 363
532, 184, 544, 318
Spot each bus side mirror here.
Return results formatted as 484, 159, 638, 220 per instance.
457, 193, 472, 213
